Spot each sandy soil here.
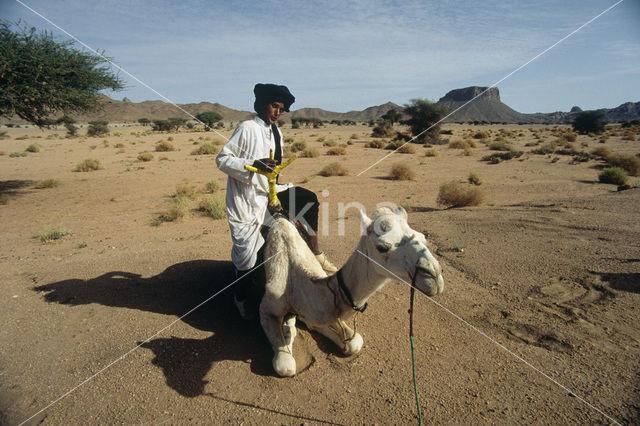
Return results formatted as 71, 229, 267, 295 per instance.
0, 122, 639, 425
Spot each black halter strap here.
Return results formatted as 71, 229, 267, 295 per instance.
271, 123, 282, 165
337, 269, 367, 313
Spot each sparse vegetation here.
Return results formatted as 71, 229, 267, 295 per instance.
290, 141, 307, 152
482, 151, 523, 162
326, 146, 347, 156
87, 120, 109, 136
300, 147, 320, 158
468, 171, 482, 185
389, 163, 416, 181
137, 152, 154, 162
204, 180, 220, 193
365, 140, 387, 149
175, 182, 198, 199
424, 148, 439, 157
606, 153, 640, 176
598, 167, 628, 186
155, 140, 175, 152
198, 195, 226, 219
25, 143, 40, 153
36, 226, 69, 243
191, 143, 218, 155
33, 179, 61, 189
437, 181, 485, 208
319, 162, 349, 177
397, 144, 416, 154
74, 158, 103, 172
591, 146, 611, 158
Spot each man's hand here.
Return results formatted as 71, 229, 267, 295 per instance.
252, 158, 277, 173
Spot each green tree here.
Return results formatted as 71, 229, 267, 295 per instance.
0, 21, 123, 126
87, 120, 109, 136
402, 99, 448, 142
138, 117, 150, 126
56, 115, 77, 136
195, 111, 222, 131
572, 110, 607, 134
381, 109, 402, 126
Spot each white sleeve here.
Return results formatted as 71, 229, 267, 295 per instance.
216, 125, 254, 184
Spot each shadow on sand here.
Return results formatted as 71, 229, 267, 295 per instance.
33, 260, 275, 397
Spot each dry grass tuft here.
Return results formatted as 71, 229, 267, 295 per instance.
198, 195, 226, 219
326, 146, 347, 156
191, 143, 218, 155
155, 141, 175, 152
606, 153, 640, 176
389, 163, 416, 181
300, 147, 320, 158
591, 146, 611, 158
34, 179, 61, 189
448, 140, 470, 149
26, 143, 40, 153
204, 180, 221, 193
175, 182, 198, 199
319, 162, 349, 177
137, 152, 154, 162
437, 181, 485, 208
366, 140, 387, 149
598, 167, 628, 186
74, 158, 103, 172
290, 141, 307, 152
397, 144, 416, 154
468, 171, 482, 185
424, 148, 439, 157
36, 226, 70, 243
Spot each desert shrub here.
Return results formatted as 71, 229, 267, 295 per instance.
319, 162, 349, 176
74, 158, 103, 172
482, 151, 523, 162
284, 136, 295, 143
532, 142, 556, 155
448, 140, 469, 149
33, 179, 61, 189
137, 152, 154, 162
175, 182, 198, 199
25, 143, 40, 152
488, 141, 512, 151
114, 143, 125, 149
591, 147, 611, 158
204, 180, 220, 193
157, 195, 191, 223
402, 98, 447, 142
371, 121, 396, 138
598, 167, 628, 186
397, 144, 416, 154
322, 139, 336, 147
564, 132, 578, 142
366, 140, 387, 149
473, 131, 489, 140
198, 195, 226, 219
468, 171, 482, 185
463, 146, 473, 156
290, 141, 307, 152
389, 163, 416, 181
87, 120, 109, 136
326, 146, 347, 156
437, 181, 485, 208
424, 148, 439, 157
10, 151, 27, 157
282, 145, 293, 157
606, 153, 640, 176
300, 147, 319, 158
155, 141, 175, 152
37, 226, 69, 243
191, 143, 218, 155
622, 133, 636, 141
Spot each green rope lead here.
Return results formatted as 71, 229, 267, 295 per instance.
409, 282, 422, 425
410, 335, 423, 425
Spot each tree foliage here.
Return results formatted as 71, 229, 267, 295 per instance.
572, 110, 607, 134
195, 111, 222, 130
0, 21, 124, 126
87, 120, 109, 136
402, 99, 448, 142
381, 109, 402, 126
152, 117, 187, 132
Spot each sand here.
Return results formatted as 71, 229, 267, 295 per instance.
0, 121, 638, 424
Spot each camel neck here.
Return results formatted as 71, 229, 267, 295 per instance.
338, 237, 390, 311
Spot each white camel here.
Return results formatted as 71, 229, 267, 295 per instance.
260, 205, 445, 377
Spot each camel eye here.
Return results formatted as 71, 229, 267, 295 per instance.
376, 243, 391, 253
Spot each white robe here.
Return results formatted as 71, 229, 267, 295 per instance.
216, 116, 292, 270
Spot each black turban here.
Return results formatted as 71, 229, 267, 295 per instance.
253, 83, 295, 112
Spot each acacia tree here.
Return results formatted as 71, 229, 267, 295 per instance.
195, 111, 222, 131
572, 110, 607, 134
381, 109, 402, 126
402, 99, 448, 143
0, 21, 123, 126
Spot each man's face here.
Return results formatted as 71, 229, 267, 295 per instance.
263, 101, 285, 125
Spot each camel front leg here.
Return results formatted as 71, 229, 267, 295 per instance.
260, 300, 297, 377
311, 319, 363, 356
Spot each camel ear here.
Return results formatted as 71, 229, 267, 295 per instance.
359, 209, 372, 234
395, 205, 408, 220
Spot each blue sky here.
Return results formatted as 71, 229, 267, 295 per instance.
2, 0, 639, 113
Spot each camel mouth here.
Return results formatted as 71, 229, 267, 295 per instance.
413, 270, 444, 296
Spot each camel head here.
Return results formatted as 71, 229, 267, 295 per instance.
359, 206, 444, 296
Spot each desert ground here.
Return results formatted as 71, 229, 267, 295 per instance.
0, 120, 638, 424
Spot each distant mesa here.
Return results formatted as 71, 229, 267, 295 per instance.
436, 86, 524, 123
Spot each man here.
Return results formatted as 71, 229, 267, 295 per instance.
216, 83, 336, 319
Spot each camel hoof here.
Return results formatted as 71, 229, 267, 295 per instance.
273, 352, 296, 377
344, 332, 363, 355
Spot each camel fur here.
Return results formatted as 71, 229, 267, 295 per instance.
260, 205, 445, 377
